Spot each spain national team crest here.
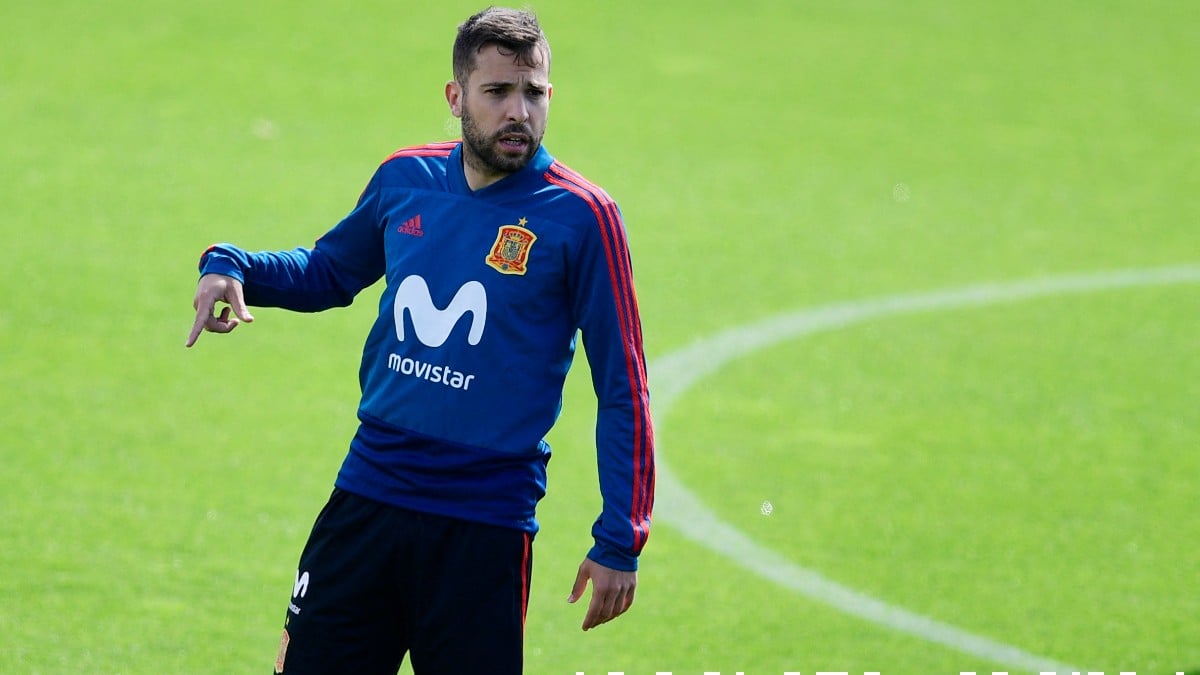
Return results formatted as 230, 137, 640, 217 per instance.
485, 218, 537, 275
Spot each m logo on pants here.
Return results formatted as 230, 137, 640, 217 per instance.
293, 570, 310, 599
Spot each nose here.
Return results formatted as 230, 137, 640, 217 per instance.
506, 94, 529, 123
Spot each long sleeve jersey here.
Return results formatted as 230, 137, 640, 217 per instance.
199, 142, 653, 570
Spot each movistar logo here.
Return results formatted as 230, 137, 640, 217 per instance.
393, 275, 487, 347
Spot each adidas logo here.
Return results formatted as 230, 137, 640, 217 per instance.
397, 214, 423, 237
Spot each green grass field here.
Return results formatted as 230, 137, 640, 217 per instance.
2, 1, 1197, 673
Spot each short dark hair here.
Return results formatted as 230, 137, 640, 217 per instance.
453, 7, 551, 85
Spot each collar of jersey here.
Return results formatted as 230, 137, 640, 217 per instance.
448, 143, 555, 197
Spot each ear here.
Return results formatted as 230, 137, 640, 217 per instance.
445, 80, 464, 118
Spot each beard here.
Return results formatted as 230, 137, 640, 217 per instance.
460, 107, 541, 177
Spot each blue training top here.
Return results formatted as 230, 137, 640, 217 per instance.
198, 142, 654, 570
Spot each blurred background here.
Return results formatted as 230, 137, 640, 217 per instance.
2, 1, 1197, 672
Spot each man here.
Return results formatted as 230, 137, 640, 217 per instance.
185, 7, 654, 675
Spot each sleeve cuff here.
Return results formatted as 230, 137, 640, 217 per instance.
587, 540, 639, 572
198, 245, 246, 283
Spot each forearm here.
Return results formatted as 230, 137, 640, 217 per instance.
199, 243, 371, 312
589, 402, 655, 571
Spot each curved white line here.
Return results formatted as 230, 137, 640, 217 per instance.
650, 265, 1200, 674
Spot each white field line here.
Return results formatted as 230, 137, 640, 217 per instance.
649, 264, 1200, 674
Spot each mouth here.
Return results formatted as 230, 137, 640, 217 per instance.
496, 131, 532, 154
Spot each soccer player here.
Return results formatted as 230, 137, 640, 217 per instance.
185, 7, 654, 674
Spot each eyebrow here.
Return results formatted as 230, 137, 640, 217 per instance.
478, 80, 548, 90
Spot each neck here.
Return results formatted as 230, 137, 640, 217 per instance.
462, 146, 511, 191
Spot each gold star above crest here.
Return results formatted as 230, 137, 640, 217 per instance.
518, 217, 528, 226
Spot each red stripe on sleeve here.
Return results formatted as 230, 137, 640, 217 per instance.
549, 164, 648, 366
545, 162, 654, 553
547, 163, 654, 548
383, 141, 458, 162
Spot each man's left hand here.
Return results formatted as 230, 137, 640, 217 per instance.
567, 556, 637, 630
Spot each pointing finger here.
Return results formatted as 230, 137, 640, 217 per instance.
186, 300, 213, 348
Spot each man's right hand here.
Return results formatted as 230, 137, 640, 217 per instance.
186, 273, 254, 348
